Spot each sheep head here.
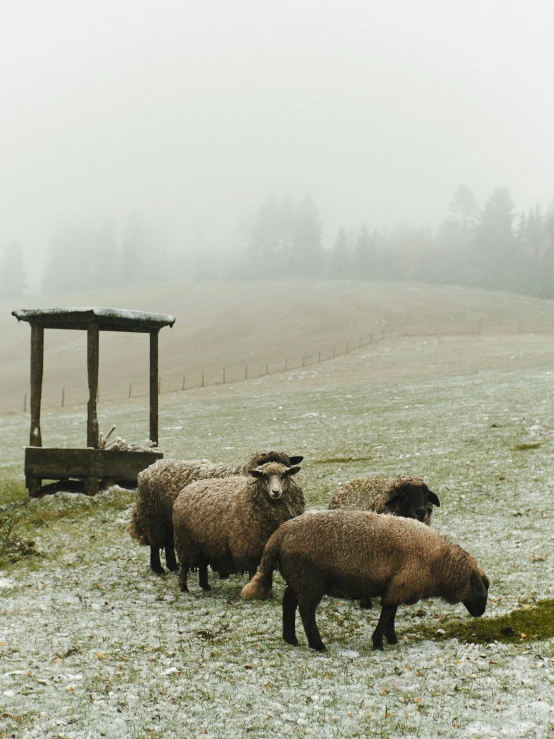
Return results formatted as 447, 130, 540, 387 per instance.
462, 572, 490, 617
385, 477, 440, 523
249, 462, 301, 502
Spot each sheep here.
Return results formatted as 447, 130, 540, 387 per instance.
128, 450, 303, 575
328, 475, 441, 608
173, 462, 304, 592
328, 475, 440, 525
242, 509, 489, 652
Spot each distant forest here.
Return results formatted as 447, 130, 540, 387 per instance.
2, 186, 554, 299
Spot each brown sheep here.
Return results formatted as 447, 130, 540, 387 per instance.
128, 450, 303, 574
328, 475, 441, 609
242, 509, 489, 651
328, 475, 440, 524
173, 462, 304, 592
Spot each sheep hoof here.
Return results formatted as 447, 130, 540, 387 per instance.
311, 642, 326, 652
386, 635, 398, 645
152, 567, 166, 576
284, 636, 299, 647
179, 584, 189, 593
167, 563, 180, 572
372, 641, 384, 651
200, 584, 212, 592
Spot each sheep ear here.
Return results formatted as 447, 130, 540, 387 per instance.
470, 572, 488, 597
249, 469, 264, 479
289, 455, 304, 465
284, 466, 301, 476
427, 491, 440, 507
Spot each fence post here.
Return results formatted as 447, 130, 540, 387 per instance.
302, 354, 305, 367
359, 336, 361, 349
182, 374, 185, 391
129, 381, 132, 399
23, 392, 27, 413
370, 332, 373, 344
285, 358, 288, 371
245, 364, 248, 380
201, 369, 204, 388
318, 349, 321, 363
62, 387, 65, 407
382, 327, 384, 340
333, 346, 336, 358
346, 341, 349, 354
478, 321, 481, 335
434, 323, 437, 336
158, 377, 161, 396
223, 369, 226, 384
265, 361, 268, 375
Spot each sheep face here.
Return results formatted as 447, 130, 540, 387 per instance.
462, 572, 489, 617
249, 464, 301, 502
386, 480, 440, 523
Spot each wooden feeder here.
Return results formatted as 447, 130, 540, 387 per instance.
12, 307, 175, 497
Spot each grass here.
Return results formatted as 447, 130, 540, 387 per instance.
2, 324, 554, 737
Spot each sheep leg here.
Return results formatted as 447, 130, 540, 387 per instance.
282, 587, 299, 647
150, 546, 165, 575
178, 565, 189, 592
384, 606, 399, 645
298, 596, 325, 652
198, 563, 211, 591
164, 538, 179, 572
372, 604, 397, 651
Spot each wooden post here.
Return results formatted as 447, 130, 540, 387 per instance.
87, 322, 100, 449
62, 387, 65, 407
29, 323, 44, 447
182, 374, 185, 391
23, 392, 27, 413
129, 381, 132, 399
245, 364, 248, 380
318, 350, 321, 363
149, 329, 159, 446
265, 361, 268, 375
223, 368, 226, 384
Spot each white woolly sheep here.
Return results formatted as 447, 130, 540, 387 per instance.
173, 462, 304, 592
128, 450, 303, 574
242, 509, 489, 651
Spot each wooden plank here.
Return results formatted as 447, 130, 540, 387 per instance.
25, 447, 163, 481
150, 329, 159, 446
29, 324, 44, 447
87, 322, 100, 448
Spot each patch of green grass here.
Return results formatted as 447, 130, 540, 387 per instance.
405, 600, 554, 645
0, 473, 27, 506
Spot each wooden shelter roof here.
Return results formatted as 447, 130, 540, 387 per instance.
12, 307, 175, 333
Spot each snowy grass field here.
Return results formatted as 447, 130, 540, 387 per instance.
1, 335, 554, 738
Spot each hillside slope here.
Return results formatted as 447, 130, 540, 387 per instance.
3, 280, 554, 415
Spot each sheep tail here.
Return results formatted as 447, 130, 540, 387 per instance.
241, 527, 284, 599
127, 504, 148, 546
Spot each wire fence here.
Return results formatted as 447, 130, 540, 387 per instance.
12, 319, 554, 414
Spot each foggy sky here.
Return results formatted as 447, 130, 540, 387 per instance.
2, 0, 554, 285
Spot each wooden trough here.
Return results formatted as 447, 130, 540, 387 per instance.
12, 307, 175, 497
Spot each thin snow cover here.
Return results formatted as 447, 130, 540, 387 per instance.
1, 365, 554, 737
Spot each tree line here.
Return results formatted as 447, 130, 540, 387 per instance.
2, 186, 554, 298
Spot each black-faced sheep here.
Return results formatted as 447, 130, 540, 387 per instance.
242, 509, 489, 652
173, 462, 304, 592
128, 450, 303, 574
328, 475, 440, 524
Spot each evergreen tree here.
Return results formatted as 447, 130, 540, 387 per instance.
290, 195, 325, 278
328, 227, 352, 279
0, 241, 27, 297
353, 224, 375, 278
